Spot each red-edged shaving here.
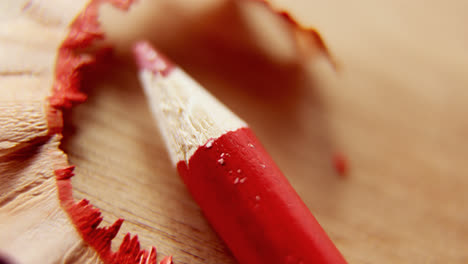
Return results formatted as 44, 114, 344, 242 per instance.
247, 0, 336, 67
135, 41, 347, 264
49, 1, 171, 264
159, 256, 173, 264
2, 0, 335, 262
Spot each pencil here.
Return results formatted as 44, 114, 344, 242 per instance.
133, 41, 347, 264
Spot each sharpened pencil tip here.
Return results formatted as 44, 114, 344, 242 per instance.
133, 41, 174, 76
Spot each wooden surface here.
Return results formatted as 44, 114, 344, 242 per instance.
62, 0, 468, 263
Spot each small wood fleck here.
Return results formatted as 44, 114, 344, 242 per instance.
217, 158, 225, 165
234, 177, 239, 184
248, 143, 254, 148
205, 139, 214, 148
240, 177, 247, 183
237, 169, 242, 173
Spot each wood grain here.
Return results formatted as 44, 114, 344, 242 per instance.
62, 0, 468, 263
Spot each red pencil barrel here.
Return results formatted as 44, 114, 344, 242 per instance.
177, 127, 346, 264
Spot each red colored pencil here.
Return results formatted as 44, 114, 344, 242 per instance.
133, 41, 347, 264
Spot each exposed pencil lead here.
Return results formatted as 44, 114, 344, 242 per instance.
133, 41, 174, 77
134, 41, 246, 165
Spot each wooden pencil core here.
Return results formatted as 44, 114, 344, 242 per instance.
135, 42, 247, 164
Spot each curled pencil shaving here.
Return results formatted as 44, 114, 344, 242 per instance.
0, 0, 168, 263
51, 0, 172, 263
249, 0, 335, 67
0, 0, 333, 263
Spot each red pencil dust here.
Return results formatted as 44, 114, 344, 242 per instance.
333, 152, 349, 177
133, 41, 347, 264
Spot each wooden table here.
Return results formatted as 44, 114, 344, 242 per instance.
62, 0, 468, 263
